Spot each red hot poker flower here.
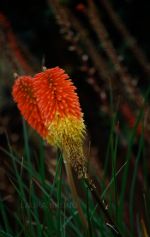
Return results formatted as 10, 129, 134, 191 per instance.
33, 67, 86, 177
12, 67, 86, 177
33, 67, 83, 125
12, 76, 48, 138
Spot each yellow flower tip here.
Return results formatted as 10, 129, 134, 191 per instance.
46, 115, 87, 178
47, 115, 86, 145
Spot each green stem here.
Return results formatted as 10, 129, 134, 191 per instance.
64, 154, 88, 229
56, 152, 63, 237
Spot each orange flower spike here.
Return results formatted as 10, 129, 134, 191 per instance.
12, 76, 48, 138
33, 67, 82, 122
33, 67, 86, 177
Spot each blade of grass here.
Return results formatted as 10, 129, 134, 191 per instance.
64, 158, 88, 230
136, 214, 142, 237
22, 118, 30, 161
62, 209, 83, 237
104, 77, 114, 178
29, 180, 43, 237
119, 108, 144, 220
0, 197, 12, 234
85, 178, 122, 237
86, 188, 93, 237
110, 114, 119, 223
0, 230, 14, 237
101, 161, 127, 199
141, 219, 148, 237
129, 125, 144, 232
56, 151, 63, 237
38, 138, 46, 183
143, 192, 150, 235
